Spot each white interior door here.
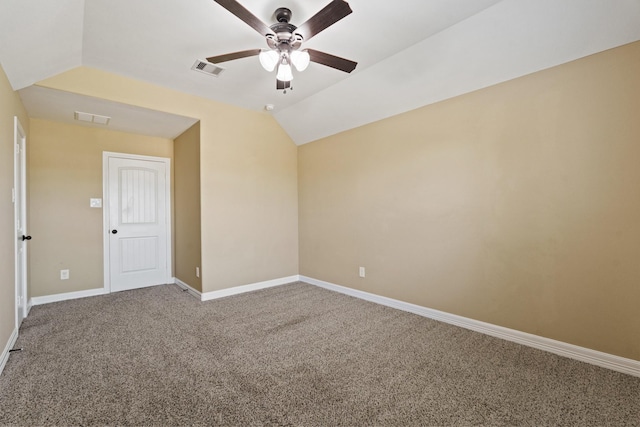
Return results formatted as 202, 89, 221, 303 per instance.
14, 117, 28, 326
105, 153, 171, 293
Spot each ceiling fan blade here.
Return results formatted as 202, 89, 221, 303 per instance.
277, 79, 291, 90
295, 0, 352, 41
213, 0, 274, 36
308, 49, 357, 73
206, 49, 261, 64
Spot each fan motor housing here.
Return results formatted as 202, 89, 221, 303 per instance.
270, 22, 297, 35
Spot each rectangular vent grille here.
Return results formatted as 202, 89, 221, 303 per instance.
191, 60, 224, 77
74, 111, 111, 125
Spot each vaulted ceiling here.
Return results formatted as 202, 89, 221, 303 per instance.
1, 0, 640, 143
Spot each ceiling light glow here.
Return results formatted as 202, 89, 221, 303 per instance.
290, 50, 310, 72
259, 50, 279, 72
276, 60, 293, 82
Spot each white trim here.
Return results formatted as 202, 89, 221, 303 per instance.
102, 154, 109, 293
173, 277, 202, 300
200, 275, 300, 302
300, 276, 640, 378
30, 288, 107, 306
102, 152, 173, 294
0, 329, 19, 375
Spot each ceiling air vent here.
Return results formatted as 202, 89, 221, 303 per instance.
74, 111, 111, 125
191, 60, 225, 77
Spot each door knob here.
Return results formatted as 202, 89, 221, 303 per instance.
111, 230, 118, 234
21, 235, 31, 241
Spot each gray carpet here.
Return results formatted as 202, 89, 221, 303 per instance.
0, 282, 638, 426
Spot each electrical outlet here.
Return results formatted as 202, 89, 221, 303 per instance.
196, 266, 200, 278
60, 269, 70, 280
359, 267, 365, 278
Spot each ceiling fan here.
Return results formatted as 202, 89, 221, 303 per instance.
206, 0, 358, 91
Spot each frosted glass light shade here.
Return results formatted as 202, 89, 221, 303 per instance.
276, 62, 293, 81
259, 50, 279, 72
291, 50, 310, 71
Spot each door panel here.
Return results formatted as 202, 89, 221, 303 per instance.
107, 156, 170, 292
120, 237, 159, 273
119, 168, 158, 224
14, 117, 27, 325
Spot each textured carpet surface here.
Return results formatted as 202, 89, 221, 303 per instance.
0, 282, 638, 426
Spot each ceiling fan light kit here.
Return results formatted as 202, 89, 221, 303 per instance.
207, 0, 358, 90
290, 50, 310, 72
276, 60, 294, 82
259, 50, 279, 72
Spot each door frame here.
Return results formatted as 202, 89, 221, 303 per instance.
13, 117, 28, 327
102, 151, 172, 293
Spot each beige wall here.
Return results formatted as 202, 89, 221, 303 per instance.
298, 41, 640, 361
29, 119, 173, 297
0, 64, 29, 350
174, 122, 202, 291
37, 67, 299, 292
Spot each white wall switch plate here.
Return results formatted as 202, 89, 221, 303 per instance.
90, 198, 102, 208
60, 269, 70, 280
359, 267, 365, 278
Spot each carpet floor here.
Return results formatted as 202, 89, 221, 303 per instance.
0, 282, 638, 426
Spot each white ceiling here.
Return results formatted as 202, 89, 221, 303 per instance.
1, 0, 640, 144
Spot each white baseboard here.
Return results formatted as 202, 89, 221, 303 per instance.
300, 275, 640, 378
0, 328, 19, 376
200, 275, 300, 302
30, 288, 107, 306
27, 275, 302, 306
173, 277, 202, 300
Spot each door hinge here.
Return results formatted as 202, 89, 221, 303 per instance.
12, 188, 15, 203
